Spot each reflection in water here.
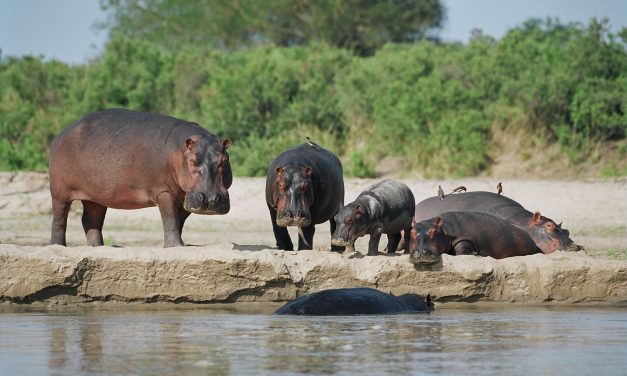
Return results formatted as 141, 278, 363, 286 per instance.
49, 326, 66, 369
0, 306, 625, 375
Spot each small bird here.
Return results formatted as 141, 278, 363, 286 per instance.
305, 136, 320, 150
496, 182, 503, 195
451, 186, 466, 194
438, 185, 445, 200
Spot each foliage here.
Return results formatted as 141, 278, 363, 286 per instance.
0, 19, 624, 177
100, 0, 444, 56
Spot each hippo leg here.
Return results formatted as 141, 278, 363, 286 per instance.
401, 227, 412, 254
298, 224, 315, 251
385, 233, 401, 254
81, 200, 107, 246
329, 218, 346, 253
177, 206, 191, 235
157, 192, 185, 247
269, 206, 294, 250
453, 241, 479, 256
368, 232, 382, 256
50, 198, 71, 246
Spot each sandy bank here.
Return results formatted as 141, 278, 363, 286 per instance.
1, 244, 626, 305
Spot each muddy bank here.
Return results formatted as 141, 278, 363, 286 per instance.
1, 244, 626, 305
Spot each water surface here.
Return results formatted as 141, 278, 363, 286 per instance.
1, 304, 626, 375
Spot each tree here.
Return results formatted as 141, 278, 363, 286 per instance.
100, 0, 444, 55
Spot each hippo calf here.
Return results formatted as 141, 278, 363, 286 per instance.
409, 211, 542, 265
275, 287, 434, 315
49, 109, 232, 247
414, 191, 582, 254
331, 179, 415, 256
266, 143, 344, 251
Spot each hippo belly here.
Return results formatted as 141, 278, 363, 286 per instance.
275, 288, 433, 315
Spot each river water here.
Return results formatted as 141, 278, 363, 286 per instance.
0, 304, 626, 375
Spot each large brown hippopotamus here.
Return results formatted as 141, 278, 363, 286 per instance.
331, 179, 415, 256
49, 109, 232, 247
414, 191, 582, 254
275, 287, 434, 315
409, 211, 542, 265
265, 143, 344, 251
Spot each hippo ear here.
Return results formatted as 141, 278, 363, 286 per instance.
222, 139, 231, 150
355, 204, 364, 215
533, 211, 542, 223
435, 217, 444, 227
411, 218, 416, 227
275, 167, 284, 176
185, 138, 196, 150
303, 166, 313, 176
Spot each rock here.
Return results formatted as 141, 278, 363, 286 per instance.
1, 244, 625, 305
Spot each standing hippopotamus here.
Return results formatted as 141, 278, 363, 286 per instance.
409, 211, 542, 265
275, 287, 434, 315
414, 191, 582, 254
331, 179, 415, 256
49, 109, 232, 247
266, 143, 344, 251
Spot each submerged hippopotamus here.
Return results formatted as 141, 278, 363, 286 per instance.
275, 287, 434, 315
266, 143, 344, 251
409, 211, 542, 265
414, 191, 582, 254
331, 179, 415, 256
49, 109, 232, 247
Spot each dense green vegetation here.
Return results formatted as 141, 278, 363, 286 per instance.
0, 19, 625, 176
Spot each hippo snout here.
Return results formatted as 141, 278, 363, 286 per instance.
331, 237, 353, 247
276, 210, 311, 227
409, 248, 441, 266
184, 191, 230, 215
564, 243, 584, 252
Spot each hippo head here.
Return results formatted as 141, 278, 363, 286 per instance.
181, 136, 232, 215
527, 212, 583, 254
331, 203, 371, 247
272, 165, 314, 227
396, 293, 435, 312
408, 217, 449, 265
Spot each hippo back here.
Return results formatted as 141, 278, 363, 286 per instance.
415, 191, 529, 224
275, 288, 431, 315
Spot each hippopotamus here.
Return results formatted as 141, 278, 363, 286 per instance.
331, 179, 415, 256
275, 287, 434, 315
49, 108, 232, 247
409, 211, 542, 265
414, 191, 582, 254
265, 143, 344, 251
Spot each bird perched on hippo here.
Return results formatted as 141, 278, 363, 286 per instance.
49, 109, 232, 248
414, 191, 582, 254
265, 142, 344, 251
331, 179, 415, 256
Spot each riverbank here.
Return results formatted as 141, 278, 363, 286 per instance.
1, 172, 626, 305
1, 244, 626, 305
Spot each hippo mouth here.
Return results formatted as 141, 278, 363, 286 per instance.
183, 192, 230, 215
409, 249, 442, 266
331, 237, 355, 247
276, 217, 311, 228
561, 243, 584, 252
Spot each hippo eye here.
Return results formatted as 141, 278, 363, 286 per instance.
189, 159, 197, 166
546, 222, 555, 231
279, 182, 286, 192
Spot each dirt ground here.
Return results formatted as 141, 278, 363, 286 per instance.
0, 172, 625, 258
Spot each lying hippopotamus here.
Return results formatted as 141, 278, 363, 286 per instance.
414, 191, 582, 253
49, 109, 232, 247
331, 179, 415, 256
275, 287, 434, 315
266, 143, 344, 251
409, 211, 542, 265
